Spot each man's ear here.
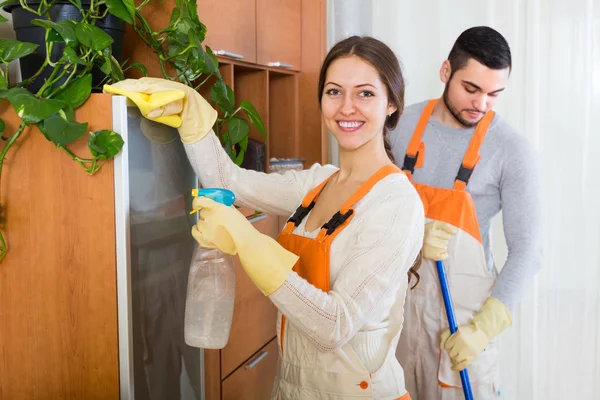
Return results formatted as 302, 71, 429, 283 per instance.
440, 60, 451, 84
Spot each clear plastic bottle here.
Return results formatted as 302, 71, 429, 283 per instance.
184, 245, 236, 349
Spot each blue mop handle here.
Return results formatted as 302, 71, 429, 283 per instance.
436, 260, 474, 400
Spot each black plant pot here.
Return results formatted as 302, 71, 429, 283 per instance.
4, 1, 125, 93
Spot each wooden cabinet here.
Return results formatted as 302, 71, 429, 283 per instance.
202, 211, 279, 400
198, 0, 302, 70
0, 96, 120, 400
199, 0, 257, 63
256, 0, 302, 71
221, 214, 278, 378
222, 339, 279, 400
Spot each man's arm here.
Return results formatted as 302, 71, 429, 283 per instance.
490, 140, 543, 311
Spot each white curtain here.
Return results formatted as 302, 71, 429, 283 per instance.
368, 0, 600, 398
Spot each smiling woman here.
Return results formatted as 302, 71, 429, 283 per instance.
177, 35, 425, 399
318, 36, 404, 164
102, 34, 424, 399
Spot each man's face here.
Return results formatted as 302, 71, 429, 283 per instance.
441, 58, 510, 127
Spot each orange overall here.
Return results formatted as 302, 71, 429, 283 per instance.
273, 164, 412, 399
396, 99, 499, 399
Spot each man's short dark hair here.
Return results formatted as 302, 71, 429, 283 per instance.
448, 26, 512, 76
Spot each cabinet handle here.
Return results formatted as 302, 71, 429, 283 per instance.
214, 49, 244, 59
247, 213, 267, 224
267, 61, 293, 69
245, 350, 269, 370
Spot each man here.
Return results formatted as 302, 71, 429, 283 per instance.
393, 26, 542, 399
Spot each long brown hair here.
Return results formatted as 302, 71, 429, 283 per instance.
317, 36, 422, 288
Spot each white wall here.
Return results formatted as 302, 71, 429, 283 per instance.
371, 1, 600, 398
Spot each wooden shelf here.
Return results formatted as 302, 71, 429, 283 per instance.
268, 73, 298, 160
233, 66, 269, 145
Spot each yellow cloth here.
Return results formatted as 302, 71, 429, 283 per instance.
440, 297, 512, 371
423, 221, 457, 261
191, 197, 298, 296
104, 77, 218, 144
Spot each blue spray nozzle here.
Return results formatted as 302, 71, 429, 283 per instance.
190, 188, 236, 214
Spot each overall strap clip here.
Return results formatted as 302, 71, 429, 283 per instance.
322, 209, 354, 235
288, 201, 316, 226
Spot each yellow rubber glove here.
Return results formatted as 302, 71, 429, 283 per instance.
103, 77, 218, 144
191, 197, 299, 296
423, 221, 457, 261
440, 297, 512, 371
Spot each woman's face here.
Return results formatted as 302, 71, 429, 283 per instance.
321, 55, 396, 152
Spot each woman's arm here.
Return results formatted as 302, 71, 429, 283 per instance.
184, 131, 337, 216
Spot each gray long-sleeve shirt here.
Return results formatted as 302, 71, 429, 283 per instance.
391, 101, 543, 311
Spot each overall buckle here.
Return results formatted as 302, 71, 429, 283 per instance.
322, 209, 354, 235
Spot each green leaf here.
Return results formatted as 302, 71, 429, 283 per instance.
223, 135, 233, 158
88, 129, 124, 159
62, 47, 86, 65
0, 88, 65, 124
108, 56, 125, 81
239, 135, 249, 152
75, 23, 114, 51
187, 29, 204, 66
227, 116, 249, 145
209, 80, 234, 114
0, 38, 38, 63
105, 0, 135, 24
178, 16, 195, 35
127, 61, 147, 76
240, 100, 266, 138
203, 46, 220, 77
234, 148, 245, 166
38, 110, 88, 146
169, 7, 181, 27
0, 14, 7, 24
54, 73, 92, 109
31, 19, 77, 45
0, 74, 6, 90
0, 117, 5, 133
100, 57, 112, 75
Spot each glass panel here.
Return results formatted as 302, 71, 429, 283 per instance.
126, 107, 203, 400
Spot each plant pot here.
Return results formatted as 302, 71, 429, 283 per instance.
4, 1, 125, 93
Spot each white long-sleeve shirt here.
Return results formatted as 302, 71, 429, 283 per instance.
184, 131, 424, 372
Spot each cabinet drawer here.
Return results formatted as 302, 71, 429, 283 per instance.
198, 0, 257, 63
222, 339, 278, 400
221, 213, 278, 377
257, 0, 301, 70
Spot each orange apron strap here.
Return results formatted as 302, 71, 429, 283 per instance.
402, 99, 437, 179
316, 164, 402, 241
282, 170, 339, 233
453, 110, 495, 191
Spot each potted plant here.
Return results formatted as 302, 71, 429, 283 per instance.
0, 0, 265, 261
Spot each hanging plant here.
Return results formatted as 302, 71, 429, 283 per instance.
0, 0, 266, 261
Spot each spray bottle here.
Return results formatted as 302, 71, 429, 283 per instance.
184, 188, 236, 349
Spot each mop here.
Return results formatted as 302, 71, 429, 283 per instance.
436, 260, 474, 400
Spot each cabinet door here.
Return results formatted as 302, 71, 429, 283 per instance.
256, 0, 301, 70
221, 213, 279, 378
198, 0, 257, 63
222, 339, 278, 400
